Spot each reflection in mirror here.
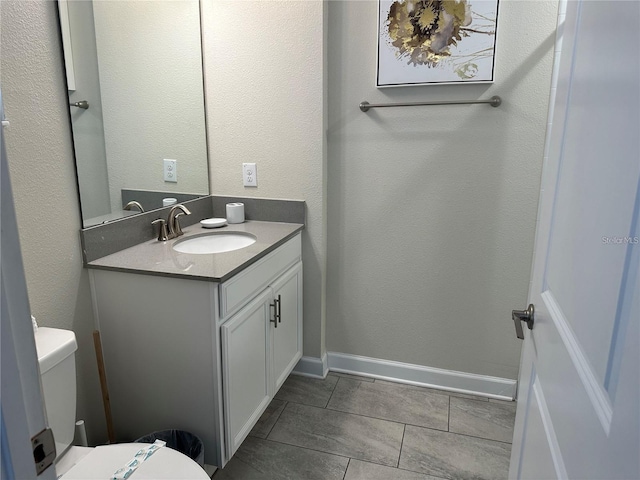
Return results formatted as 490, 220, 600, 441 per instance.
61, 0, 210, 227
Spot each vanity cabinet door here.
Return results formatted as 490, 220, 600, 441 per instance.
271, 262, 303, 393
221, 288, 272, 458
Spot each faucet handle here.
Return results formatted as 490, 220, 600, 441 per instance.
151, 219, 169, 241
173, 212, 188, 237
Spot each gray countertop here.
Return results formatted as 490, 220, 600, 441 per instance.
86, 221, 304, 282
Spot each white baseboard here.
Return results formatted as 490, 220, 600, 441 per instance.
326, 351, 516, 400
292, 353, 328, 379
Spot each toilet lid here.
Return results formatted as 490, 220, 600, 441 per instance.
59, 443, 209, 479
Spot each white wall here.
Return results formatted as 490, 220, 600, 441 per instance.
326, 0, 559, 379
203, 0, 327, 358
1, 0, 107, 444
92, 0, 209, 213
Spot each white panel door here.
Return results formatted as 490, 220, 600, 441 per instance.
221, 289, 271, 458
509, 1, 640, 479
271, 262, 303, 393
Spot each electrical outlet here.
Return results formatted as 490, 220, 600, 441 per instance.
243, 163, 257, 187
164, 159, 177, 183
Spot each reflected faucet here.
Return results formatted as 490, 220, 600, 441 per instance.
124, 201, 144, 213
167, 204, 191, 239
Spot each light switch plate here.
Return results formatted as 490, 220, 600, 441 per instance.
243, 163, 257, 187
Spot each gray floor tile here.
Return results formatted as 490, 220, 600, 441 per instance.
213, 456, 266, 480
327, 378, 449, 431
249, 399, 286, 439
328, 371, 375, 382
374, 379, 489, 401
214, 437, 348, 480
268, 402, 404, 467
399, 425, 511, 480
204, 464, 217, 477
344, 459, 444, 480
449, 397, 516, 443
275, 374, 338, 408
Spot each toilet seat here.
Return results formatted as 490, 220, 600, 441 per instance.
59, 443, 209, 479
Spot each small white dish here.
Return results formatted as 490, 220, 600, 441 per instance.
200, 218, 227, 229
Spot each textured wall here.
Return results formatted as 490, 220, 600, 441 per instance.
92, 0, 209, 214
203, 0, 327, 357
1, 0, 107, 444
326, 0, 559, 379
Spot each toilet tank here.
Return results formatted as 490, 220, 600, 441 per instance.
34, 327, 78, 458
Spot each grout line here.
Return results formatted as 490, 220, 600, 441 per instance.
395, 464, 450, 480
296, 401, 513, 446
448, 395, 451, 432
264, 401, 288, 439
342, 458, 350, 480
323, 376, 342, 408
287, 398, 458, 437
258, 437, 415, 471
284, 399, 406, 430
384, 412, 514, 445
323, 405, 448, 432
397, 424, 406, 468
439, 428, 514, 445
261, 437, 353, 461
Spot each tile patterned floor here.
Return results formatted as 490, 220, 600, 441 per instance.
213, 373, 516, 480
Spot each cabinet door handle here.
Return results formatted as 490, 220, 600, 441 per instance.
270, 301, 278, 328
276, 294, 282, 324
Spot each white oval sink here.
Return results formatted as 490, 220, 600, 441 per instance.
173, 232, 257, 254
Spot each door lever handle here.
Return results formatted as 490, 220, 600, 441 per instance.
512, 304, 534, 340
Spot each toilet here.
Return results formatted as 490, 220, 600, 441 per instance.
34, 327, 209, 479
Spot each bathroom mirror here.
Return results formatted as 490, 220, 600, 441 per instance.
60, 0, 209, 227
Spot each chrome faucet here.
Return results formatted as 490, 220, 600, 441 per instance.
167, 204, 191, 239
151, 204, 191, 241
124, 200, 145, 213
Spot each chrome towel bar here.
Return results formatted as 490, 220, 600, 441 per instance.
359, 95, 502, 112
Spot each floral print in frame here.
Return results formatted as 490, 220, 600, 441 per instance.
377, 0, 499, 87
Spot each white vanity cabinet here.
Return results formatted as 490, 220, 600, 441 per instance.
89, 233, 302, 467
221, 261, 302, 457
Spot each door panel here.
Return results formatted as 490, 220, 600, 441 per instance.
510, 1, 640, 478
221, 289, 271, 457
518, 371, 563, 480
544, 28, 639, 381
271, 262, 303, 393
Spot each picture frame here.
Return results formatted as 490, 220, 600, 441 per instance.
376, 0, 499, 87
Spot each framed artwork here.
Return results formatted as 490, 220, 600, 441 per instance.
377, 0, 499, 87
